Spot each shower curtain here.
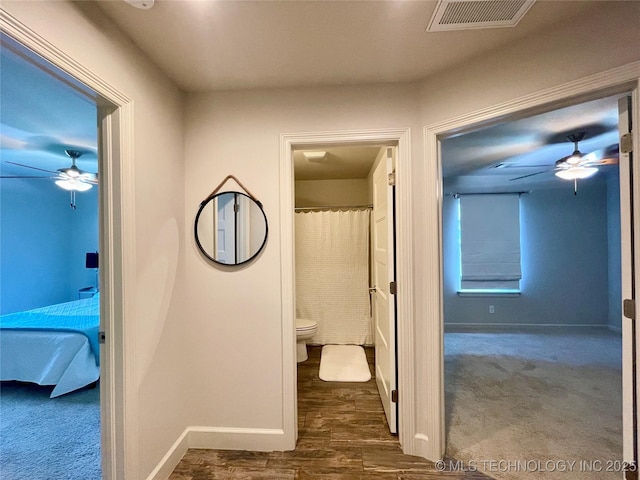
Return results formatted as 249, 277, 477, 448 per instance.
295, 209, 372, 345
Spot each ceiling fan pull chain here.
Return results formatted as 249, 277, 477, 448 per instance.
574, 178, 577, 196
70, 190, 77, 210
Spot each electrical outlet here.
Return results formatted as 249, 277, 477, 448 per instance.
489, 305, 495, 314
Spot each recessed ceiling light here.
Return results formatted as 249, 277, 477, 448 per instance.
303, 151, 327, 162
124, 0, 155, 10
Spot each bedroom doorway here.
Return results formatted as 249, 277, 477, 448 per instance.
440, 93, 627, 475
0, 20, 131, 479
423, 69, 639, 471
0, 32, 102, 479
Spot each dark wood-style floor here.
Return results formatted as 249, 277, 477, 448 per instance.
169, 346, 492, 479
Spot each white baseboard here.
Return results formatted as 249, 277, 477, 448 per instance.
188, 426, 289, 451
444, 323, 615, 333
145, 426, 291, 480
144, 429, 190, 480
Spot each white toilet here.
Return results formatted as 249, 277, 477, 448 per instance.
296, 318, 317, 363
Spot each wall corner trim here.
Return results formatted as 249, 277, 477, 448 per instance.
144, 429, 190, 480
145, 427, 290, 480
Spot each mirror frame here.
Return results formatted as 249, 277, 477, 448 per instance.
194, 191, 268, 266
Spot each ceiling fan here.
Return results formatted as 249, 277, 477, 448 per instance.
507, 132, 619, 194
2, 149, 98, 208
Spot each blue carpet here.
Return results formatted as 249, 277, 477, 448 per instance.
0, 381, 101, 480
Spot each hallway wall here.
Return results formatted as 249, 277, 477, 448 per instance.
4, 0, 639, 474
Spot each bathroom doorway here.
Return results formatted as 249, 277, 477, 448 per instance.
280, 128, 414, 450
293, 143, 398, 434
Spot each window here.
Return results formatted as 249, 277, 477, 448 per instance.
458, 193, 522, 294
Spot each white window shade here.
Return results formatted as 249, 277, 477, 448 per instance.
459, 194, 521, 291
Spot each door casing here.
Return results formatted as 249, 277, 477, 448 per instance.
280, 129, 415, 453
0, 10, 137, 479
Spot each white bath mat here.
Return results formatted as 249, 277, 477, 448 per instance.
319, 345, 371, 382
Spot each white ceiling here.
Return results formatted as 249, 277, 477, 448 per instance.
94, 0, 604, 92
0, 1, 625, 190
294, 146, 382, 181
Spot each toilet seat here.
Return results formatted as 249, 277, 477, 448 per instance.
296, 318, 317, 332
295, 318, 317, 363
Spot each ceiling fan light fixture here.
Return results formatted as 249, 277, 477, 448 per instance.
59, 166, 82, 178
564, 150, 583, 165
55, 179, 93, 192
554, 166, 598, 181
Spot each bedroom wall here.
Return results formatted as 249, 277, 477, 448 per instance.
0, 2, 188, 478
295, 179, 369, 208
0, 177, 98, 314
442, 179, 610, 328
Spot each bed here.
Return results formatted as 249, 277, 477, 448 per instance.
0, 294, 100, 398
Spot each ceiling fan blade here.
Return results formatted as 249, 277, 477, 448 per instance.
79, 172, 98, 183
492, 163, 556, 169
509, 170, 549, 181
0, 175, 53, 179
5, 161, 57, 174
581, 144, 619, 166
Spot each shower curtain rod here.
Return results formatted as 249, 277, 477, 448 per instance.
294, 204, 373, 211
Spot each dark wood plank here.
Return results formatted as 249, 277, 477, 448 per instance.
169, 346, 491, 480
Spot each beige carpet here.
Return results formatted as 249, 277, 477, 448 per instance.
445, 334, 622, 480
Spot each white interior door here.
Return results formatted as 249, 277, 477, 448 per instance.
619, 94, 639, 477
372, 146, 397, 434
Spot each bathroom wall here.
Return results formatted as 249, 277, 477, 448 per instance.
443, 178, 610, 328
295, 179, 368, 207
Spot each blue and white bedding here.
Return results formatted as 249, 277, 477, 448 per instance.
0, 295, 100, 398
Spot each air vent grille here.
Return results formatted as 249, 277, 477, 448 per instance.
427, 0, 536, 31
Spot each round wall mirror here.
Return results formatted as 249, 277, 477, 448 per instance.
195, 191, 268, 265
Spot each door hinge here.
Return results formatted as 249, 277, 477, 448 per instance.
623, 299, 636, 320
233, 203, 240, 213
391, 390, 398, 403
621, 132, 633, 154
389, 281, 397, 295
388, 172, 396, 186
98, 331, 106, 344
625, 467, 638, 480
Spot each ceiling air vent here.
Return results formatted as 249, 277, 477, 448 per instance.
427, 0, 536, 32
